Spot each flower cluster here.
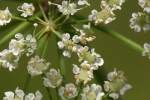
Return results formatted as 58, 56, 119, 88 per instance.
27, 55, 50, 76
81, 84, 105, 100
129, 0, 150, 32
58, 32, 104, 84
3, 87, 42, 100
17, 3, 35, 17
0, 7, 11, 26
58, 83, 78, 100
0, 33, 37, 71
88, 0, 125, 24
103, 69, 132, 99
43, 68, 63, 88
49, 0, 89, 16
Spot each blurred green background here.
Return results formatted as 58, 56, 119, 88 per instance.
0, 0, 150, 100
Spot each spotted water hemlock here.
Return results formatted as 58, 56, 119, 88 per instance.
0, 7, 11, 26
103, 69, 132, 99
58, 83, 78, 100
27, 56, 50, 76
3, 87, 42, 100
0, 49, 20, 71
17, 3, 35, 17
81, 84, 105, 100
138, 0, 150, 13
129, 12, 150, 32
43, 68, 63, 88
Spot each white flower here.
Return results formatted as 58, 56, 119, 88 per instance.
143, 43, 150, 58
81, 84, 105, 100
129, 12, 150, 32
3, 87, 25, 100
43, 68, 63, 88
0, 7, 11, 26
78, 0, 90, 6
77, 46, 104, 70
101, 0, 125, 11
27, 55, 50, 76
17, 3, 35, 17
138, 0, 150, 13
57, 33, 77, 57
104, 69, 132, 99
88, 9, 98, 21
0, 49, 20, 71
9, 33, 37, 56
59, 83, 78, 100
57, 1, 78, 15
109, 93, 119, 100
73, 62, 93, 84
24, 34, 37, 56
89, 7, 116, 24
25, 91, 43, 100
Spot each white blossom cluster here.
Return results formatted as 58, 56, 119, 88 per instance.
129, 0, 150, 32
58, 83, 78, 100
48, 0, 89, 16
0, 33, 37, 71
27, 55, 50, 76
0, 7, 11, 26
3, 87, 42, 100
17, 3, 35, 17
88, 0, 125, 24
103, 69, 132, 99
58, 31, 104, 84
0, 3, 35, 26
43, 68, 63, 88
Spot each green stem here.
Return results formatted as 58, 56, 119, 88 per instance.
75, 83, 83, 100
94, 26, 144, 53
0, 12, 42, 46
0, 22, 29, 46
23, 74, 31, 93
12, 16, 27, 21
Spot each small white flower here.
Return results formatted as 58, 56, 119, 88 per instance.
43, 68, 63, 88
17, 3, 35, 17
89, 7, 116, 24
129, 12, 150, 32
101, 0, 125, 11
81, 84, 105, 100
25, 91, 43, 100
88, 9, 98, 21
59, 83, 78, 100
143, 43, 150, 58
104, 69, 132, 99
0, 7, 11, 26
138, 0, 150, 13
27, 55, 50, 76
57, 1, 78, 15
73, 62, 94, 84
78, 0, 90, 6
0, 49, 20, 71
3, 87, 25, 100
